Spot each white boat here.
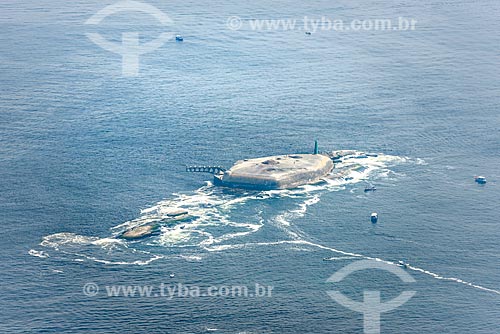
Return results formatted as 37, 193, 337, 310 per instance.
474, 176, 486, 184
364, 185, 376, 192
398, 260, 408, 269
370, 212, 378, 223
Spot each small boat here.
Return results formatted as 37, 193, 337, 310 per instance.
370, 212, 378, 223
474, 176, 486, 184
305, 31, 312, 35
175, 35, 184, 42
364, 186, 377, 192
170, 273, 175, 278
397, 260, 408, 269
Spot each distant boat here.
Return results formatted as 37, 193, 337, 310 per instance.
474, 176, 486, 184
370, 212, 378, 223
176, 35, 184, 42
364, 185, 377, 192
398, 260, 408, 269
305, 31, 312, 35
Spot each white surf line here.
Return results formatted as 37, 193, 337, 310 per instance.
203, 240, 306, 252
205, 239, 500, 296
39, 232, 165, 266
300, 240, 500, 296
323, 256, 358, 261
405, 265, 500, 295
28, 249, 50, 258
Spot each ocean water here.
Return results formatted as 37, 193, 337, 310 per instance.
1, 0, 499, 333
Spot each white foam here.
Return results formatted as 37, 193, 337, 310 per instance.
28, 249, 49, 258
205, 240, 303, 252
91, 237, 125, 247
415, 158, 428, 165
180, 254, 204, 261
154, 151, 409, 251
38, 150, 500, 295
39, 232, 163, 266
206, 237, 500, 296
298, 240, 499, 294
41, 150, 461, 281
292, 195, 320, 216
83, 254, 164, 266
323, 256, 358, 261
194, 149, 499, 296
41, 233, 97, 249
406, 265, 500, 295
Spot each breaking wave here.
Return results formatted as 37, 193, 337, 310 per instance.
33, 150, 499, 295
34, 151, 407, 263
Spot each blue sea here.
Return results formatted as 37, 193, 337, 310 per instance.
1, 0, 499, 333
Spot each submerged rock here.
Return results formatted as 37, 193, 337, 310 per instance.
120, 224, 157, 240
164, 209, 189, 217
